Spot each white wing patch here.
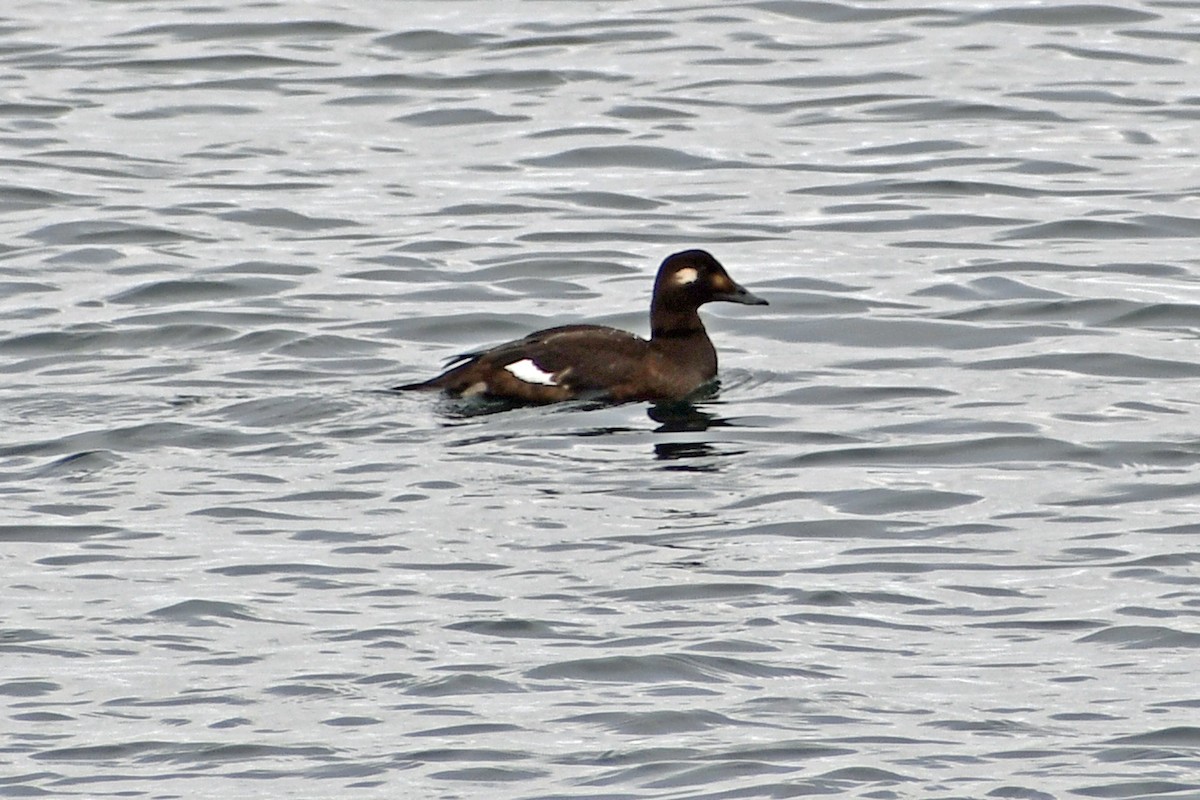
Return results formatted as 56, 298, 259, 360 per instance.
504, 358, 558, 386
674, 267, 699, 285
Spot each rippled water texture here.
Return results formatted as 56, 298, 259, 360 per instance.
2, 1, 1199, 797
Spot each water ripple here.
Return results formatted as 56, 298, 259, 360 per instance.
3, 1, 1198, 798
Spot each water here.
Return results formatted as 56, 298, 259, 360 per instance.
2, 1, 1198, 797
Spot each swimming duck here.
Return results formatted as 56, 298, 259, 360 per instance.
397, 249, 767, 403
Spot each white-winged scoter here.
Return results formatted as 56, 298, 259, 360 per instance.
397, 249, 767, 403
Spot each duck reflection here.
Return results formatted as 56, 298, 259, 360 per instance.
647, 400, 723, 432
648, 401, 741, 467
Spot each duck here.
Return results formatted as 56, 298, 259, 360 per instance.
396, 249, 767, 404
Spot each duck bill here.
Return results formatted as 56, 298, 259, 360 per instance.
714, 281, 768, 306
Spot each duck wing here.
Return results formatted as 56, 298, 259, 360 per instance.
409, 325, 654, 402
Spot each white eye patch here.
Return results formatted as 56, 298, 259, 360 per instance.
504, 358, 557, 386
674, 267, 699, 285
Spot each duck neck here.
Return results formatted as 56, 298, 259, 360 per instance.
650, 304, 717, 381
650, 305, 707, 341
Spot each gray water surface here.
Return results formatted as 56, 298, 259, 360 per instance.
2, 1, 1199, 798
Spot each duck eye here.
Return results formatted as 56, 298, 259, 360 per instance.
673, 267, 699, 285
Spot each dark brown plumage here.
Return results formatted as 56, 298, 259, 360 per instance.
396, 250, 767, 404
